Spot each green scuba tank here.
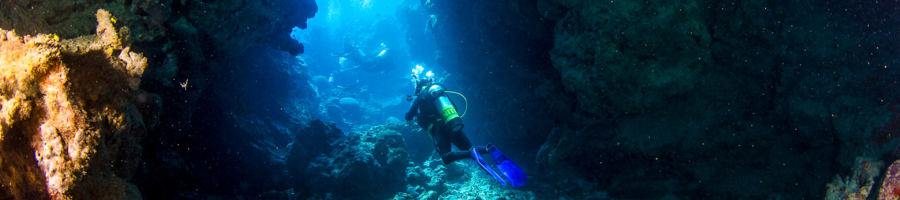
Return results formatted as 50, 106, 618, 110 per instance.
424, 84, 464, 132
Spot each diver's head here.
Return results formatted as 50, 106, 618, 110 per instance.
414, 77, 433, 95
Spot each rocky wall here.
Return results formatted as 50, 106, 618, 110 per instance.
1, 0, 317, 134
1, 0, 319, 199
286, 120, 411, 199
539, 0, 900, 199
423, 0, 900, 199
0, 10, 149, 200
136, 45, 319, 198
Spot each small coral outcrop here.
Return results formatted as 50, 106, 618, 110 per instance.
286, 121, 411, 199
825, 157, 884, 200
0, 9, 148, 200
878, 160, 900, 200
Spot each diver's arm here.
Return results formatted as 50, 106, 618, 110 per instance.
405, 99, 419, 121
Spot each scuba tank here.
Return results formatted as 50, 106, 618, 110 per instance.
423, 84, 464, 132
373, 48, 394, 72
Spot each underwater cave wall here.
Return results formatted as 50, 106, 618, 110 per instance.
424, 0, 900, 199
167, 45, 317, 197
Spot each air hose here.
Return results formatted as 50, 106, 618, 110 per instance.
445, 91, 468, 118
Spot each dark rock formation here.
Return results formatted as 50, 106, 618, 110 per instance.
396, 3, 438, 67
286, 121, 411, 199
285, 120, 345, 197
536, 0, 900, 198
421, 0, 900, 199
136, 44, 318, 198
383, 121, 434, 162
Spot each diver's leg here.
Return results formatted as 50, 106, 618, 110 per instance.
433, 126, 452, 157
451, 130, 473, 150
435, 125, 473, 164
441, 151, 471, 164
450, 130, 488, 154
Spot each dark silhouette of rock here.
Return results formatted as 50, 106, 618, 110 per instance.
286, 122, 411, 199
420, 0, 900, 199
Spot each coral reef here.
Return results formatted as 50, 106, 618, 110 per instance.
399, 154, 538, 200
825, 157, 884, 200
0, 9, 148, 200
0, 1, 148, 40
287, 121, 411, 199
283, 121, 544, 200
317, 87, 388, 131
406, 155, 451, 191
285, 120, 346, 197
3, 0, 319, 197
879, 159, 900, 200
382, 120, 437, 162
339, 97, 362, 113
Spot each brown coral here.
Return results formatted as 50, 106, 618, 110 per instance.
0, 9, 147, 200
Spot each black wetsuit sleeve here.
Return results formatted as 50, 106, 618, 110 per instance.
405, 98, 419, 121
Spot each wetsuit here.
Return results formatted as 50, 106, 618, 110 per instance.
405, 84, 487, 164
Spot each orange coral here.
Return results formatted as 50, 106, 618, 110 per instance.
0, 9, 147, 200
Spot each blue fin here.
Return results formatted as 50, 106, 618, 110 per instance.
472, 147, 506, 186
488, 145, 528, 188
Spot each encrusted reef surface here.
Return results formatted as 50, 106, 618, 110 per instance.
825, 157, 883, 200
0, 10, 148, 200
287, 121, 411, 199
421, 0, 900, 199
0, 0, 318, 199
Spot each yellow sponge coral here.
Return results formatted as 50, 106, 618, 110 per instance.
0, 9, 148, 200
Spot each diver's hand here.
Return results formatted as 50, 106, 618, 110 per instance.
405, 112, 416, 121
406, 95, 413, 102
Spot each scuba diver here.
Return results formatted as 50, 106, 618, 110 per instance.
333, 42, 394, 73
404, 68, 528, 187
